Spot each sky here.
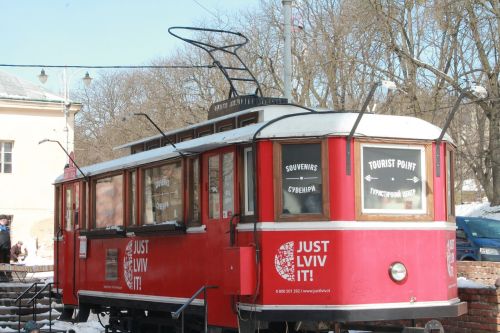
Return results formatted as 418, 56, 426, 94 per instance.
0, 0, 260, 94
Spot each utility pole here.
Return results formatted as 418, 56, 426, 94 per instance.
283, 0, 292, 102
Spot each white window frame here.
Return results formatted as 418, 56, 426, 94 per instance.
360, 143, 427, 215
0, 141, 13, 174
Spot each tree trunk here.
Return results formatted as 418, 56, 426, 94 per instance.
490, 105, 500, 205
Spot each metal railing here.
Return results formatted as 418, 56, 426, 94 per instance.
171, 285, 217, 333
15, 282, 56, 332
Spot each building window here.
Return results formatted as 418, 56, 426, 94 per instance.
143, 161, 183, 224
359, 143, 428, 215
94, 174, 124, 229
275, 141, 329, 220
0, 141, 13, 173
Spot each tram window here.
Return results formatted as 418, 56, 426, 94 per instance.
74, 182, 80, 226
131, 144, 145, 155
94, 174, 124, 229
243, 147, 254, 215
143, 161, 183, 224
360, 144, 427, 214
446, 149, 455, 218
276, 142, 329, 220
105, 248, 118, 281
129, 171, 137, 226
187, 158, 201, 227
65, 186, 74, 231
54, 186, 62, 234
222, 152, 235, 216
146, 139, 161, 150
208, 155, 220, 219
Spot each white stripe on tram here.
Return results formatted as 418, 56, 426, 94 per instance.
236, 221, 456, 232
238, 298, 462, 312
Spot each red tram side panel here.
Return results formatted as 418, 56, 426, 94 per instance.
53, 107, 464, 331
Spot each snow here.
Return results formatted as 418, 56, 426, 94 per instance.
456, 201, 500, 221
461, 178, 479, 191
39, 313, 109, 333
457, 276, 492, 289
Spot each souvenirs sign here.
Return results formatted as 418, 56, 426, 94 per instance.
281, 144, 322, 214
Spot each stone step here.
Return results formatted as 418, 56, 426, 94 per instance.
0, 309, 62, 330
0, 290, 53, 301
0, 304, 63, 317
0, 296, 59, 307
0, 282, 64, 331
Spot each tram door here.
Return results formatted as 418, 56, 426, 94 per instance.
60, 182, 79, 305
203, 147, 238, 327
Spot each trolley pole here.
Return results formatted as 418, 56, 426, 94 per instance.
283, 0, 292, 102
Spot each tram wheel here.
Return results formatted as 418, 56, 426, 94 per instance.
58, 306, 74, 321
76, 305, 90, 322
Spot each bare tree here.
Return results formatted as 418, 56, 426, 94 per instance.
367, 0, 500, 205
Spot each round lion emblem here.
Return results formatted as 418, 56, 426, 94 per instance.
275, 241, 295, 281
123, 240, 134, 289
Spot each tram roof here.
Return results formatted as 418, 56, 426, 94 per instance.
58, 105, 452, 182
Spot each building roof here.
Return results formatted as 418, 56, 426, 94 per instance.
0, 69, 65, 103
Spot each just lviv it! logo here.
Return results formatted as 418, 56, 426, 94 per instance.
274, 240, 330, 282
124, 239, 150, 291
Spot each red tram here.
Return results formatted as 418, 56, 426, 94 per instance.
52, 28, 466, 332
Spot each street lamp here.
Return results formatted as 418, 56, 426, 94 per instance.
38, 69, 48, 84
38, 68, 93, 157
38, 69, 92, 87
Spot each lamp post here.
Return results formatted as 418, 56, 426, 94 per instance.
38, 68, 92, 155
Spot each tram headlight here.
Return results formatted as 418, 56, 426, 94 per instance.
389, 262, 407, 283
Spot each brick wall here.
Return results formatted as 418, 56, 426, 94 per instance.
458, 261, 500, 286
448, 261, 500, 332
352, 262, 500, 332
440, 287, 500, 332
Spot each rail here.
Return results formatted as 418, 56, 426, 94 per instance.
171, 285, 217, 333
15, 282, 42, 332
15, 282, 56, 333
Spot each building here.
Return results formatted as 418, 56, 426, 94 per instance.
0, 70, 81, 260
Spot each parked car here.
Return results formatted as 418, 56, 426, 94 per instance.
456, 216, 500, 261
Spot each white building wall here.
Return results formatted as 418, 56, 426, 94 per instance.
0, 100, 79, 260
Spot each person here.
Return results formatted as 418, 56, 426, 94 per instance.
0, 215, 11, 281
10, 240, 27, 262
